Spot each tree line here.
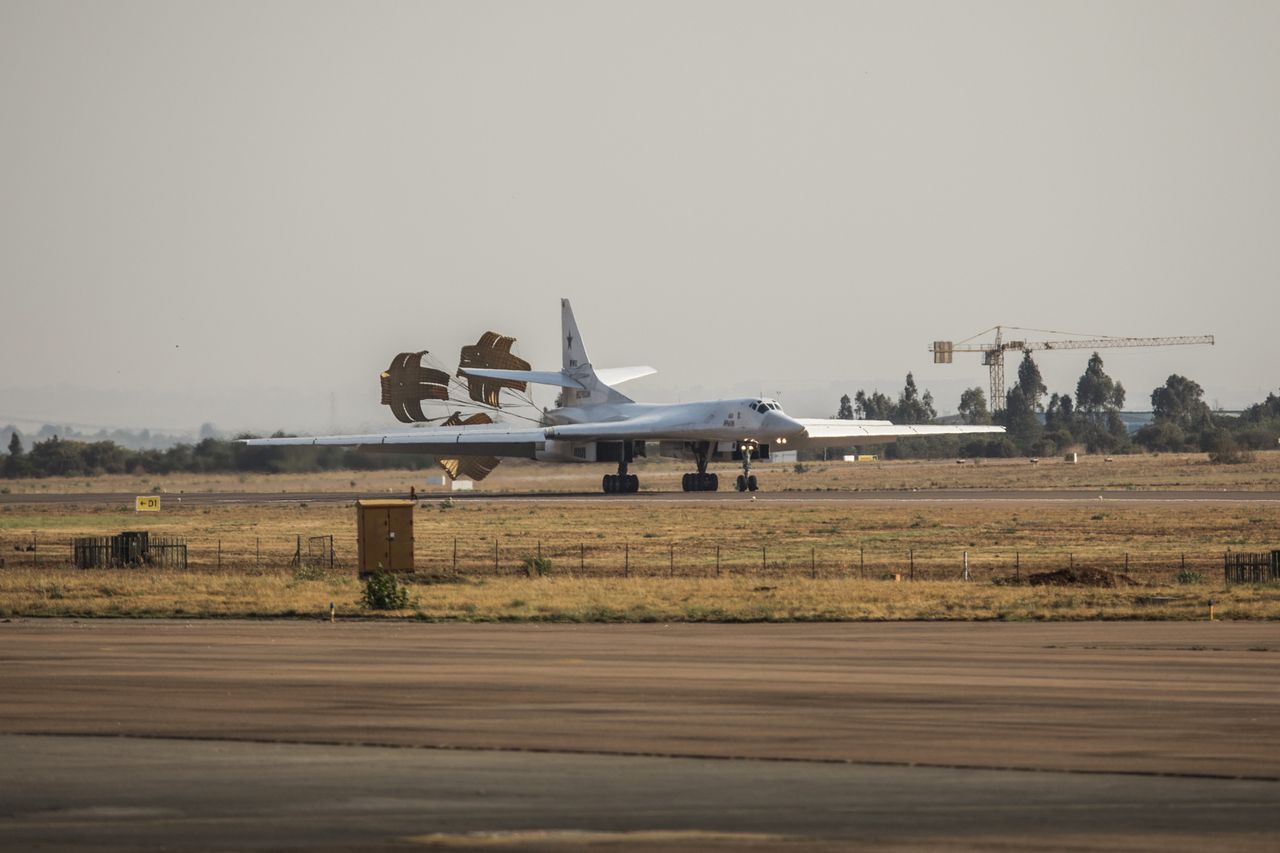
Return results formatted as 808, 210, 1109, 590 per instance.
829, 353, 1280, 462
1, 432, 436, 479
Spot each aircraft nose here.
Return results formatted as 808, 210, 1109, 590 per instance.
761, 411, 806, 441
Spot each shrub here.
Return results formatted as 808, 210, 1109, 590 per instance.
1207, 432, 1254, 465
361, 572, 410, 610
1176, 570, 1203, 585
521, 554, 553, 576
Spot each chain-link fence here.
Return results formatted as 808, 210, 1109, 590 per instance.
0, 529, 1260, 583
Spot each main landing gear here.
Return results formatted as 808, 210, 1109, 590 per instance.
603, 458, 639, 494
682, 441, 718, 492
736, 441, 759, 492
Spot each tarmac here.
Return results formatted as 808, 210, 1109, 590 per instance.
4, 487, 1280, 505
3, 619, 1279, 850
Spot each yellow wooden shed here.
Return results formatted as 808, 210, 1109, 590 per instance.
355, 499, 416, 576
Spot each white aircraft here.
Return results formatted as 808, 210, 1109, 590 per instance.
245, 300, 1004, 493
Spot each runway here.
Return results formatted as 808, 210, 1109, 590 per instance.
4, 487, 1280, 505
3, 620, 1279, 850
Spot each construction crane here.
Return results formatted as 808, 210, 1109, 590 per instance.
931, 326, 1215, 411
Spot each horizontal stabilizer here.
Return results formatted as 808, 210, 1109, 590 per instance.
594, 365, 657, 387
458, 368, 585, 389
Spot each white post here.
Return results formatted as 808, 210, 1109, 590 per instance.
963, 550, 970, 581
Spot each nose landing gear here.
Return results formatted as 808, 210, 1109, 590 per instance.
736, 441, 759, 492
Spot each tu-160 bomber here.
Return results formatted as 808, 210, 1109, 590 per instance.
245, 300, 1004, 492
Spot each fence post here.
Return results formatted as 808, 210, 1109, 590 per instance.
256, 537, 260, 570
624, 541, 629, 577
811, 547, 816, 580
669, 544, 674, 577
1069, 553, 1074, 570
1124, 553, 1129, 572
580, 542, 585, 573
453, 538, 457, 574
716, 545, 721, 577
963, 550, 969, 581
761, 546, 766, 573
860, 545, 865, 580
217, 539, 222, 571
909, 549, 914, 582
494, 538, 499, 574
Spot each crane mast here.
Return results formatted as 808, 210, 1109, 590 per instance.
931, 326, 1215, 411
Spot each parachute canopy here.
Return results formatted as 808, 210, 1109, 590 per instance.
436, 411, 501, 481
457, 332, 531, 407
380, 351, 451, 423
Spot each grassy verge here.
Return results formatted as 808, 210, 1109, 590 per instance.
2, 450, 1279, 495
2, 569, 1276, 621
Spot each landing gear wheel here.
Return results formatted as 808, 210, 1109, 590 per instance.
683, 472, 719, 492
736, 474, 748, 492
604, 473, 639, 494
747, 474, 758, 492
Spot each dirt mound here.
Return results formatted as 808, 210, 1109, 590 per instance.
1025, 567, 1136, 587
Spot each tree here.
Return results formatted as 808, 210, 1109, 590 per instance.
7, 432, 22, 457
1150, 374, 1211, 432
957, 387, 990, 425
1016, 352, 1048, 411
1001, 386, 1041, 452
1045, 393, 1075, 432
1075, 353, 1125, 424
836, 394, 854, 420
854, 389, 894, 421
1242, 391, 1280, 424
895, 373, 936, 424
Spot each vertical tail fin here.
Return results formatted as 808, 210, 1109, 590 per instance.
558, 298, 634, 408
562, 298, 590, 372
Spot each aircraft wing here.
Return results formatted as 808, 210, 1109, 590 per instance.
240, 425, 548, 459
795, 419, 1005, 447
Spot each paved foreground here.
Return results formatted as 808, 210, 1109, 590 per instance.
2, 620, 1279, 850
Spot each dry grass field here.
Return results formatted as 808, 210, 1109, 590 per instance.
1, 497, 1276, 576
3, 449, 1280, 495
1, 480, 1278, 619
2, 570, 1275, 622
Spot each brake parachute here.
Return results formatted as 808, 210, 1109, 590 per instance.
436, 412, 501, 481
379, 351, 450, 423
457, 332, 531, 407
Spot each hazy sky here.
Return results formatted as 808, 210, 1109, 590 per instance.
2, 1, 1277, 434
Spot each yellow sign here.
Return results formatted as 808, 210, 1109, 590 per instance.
135, 496, 161, 513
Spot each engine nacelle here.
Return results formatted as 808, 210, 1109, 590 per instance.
536, 440, 646, 464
